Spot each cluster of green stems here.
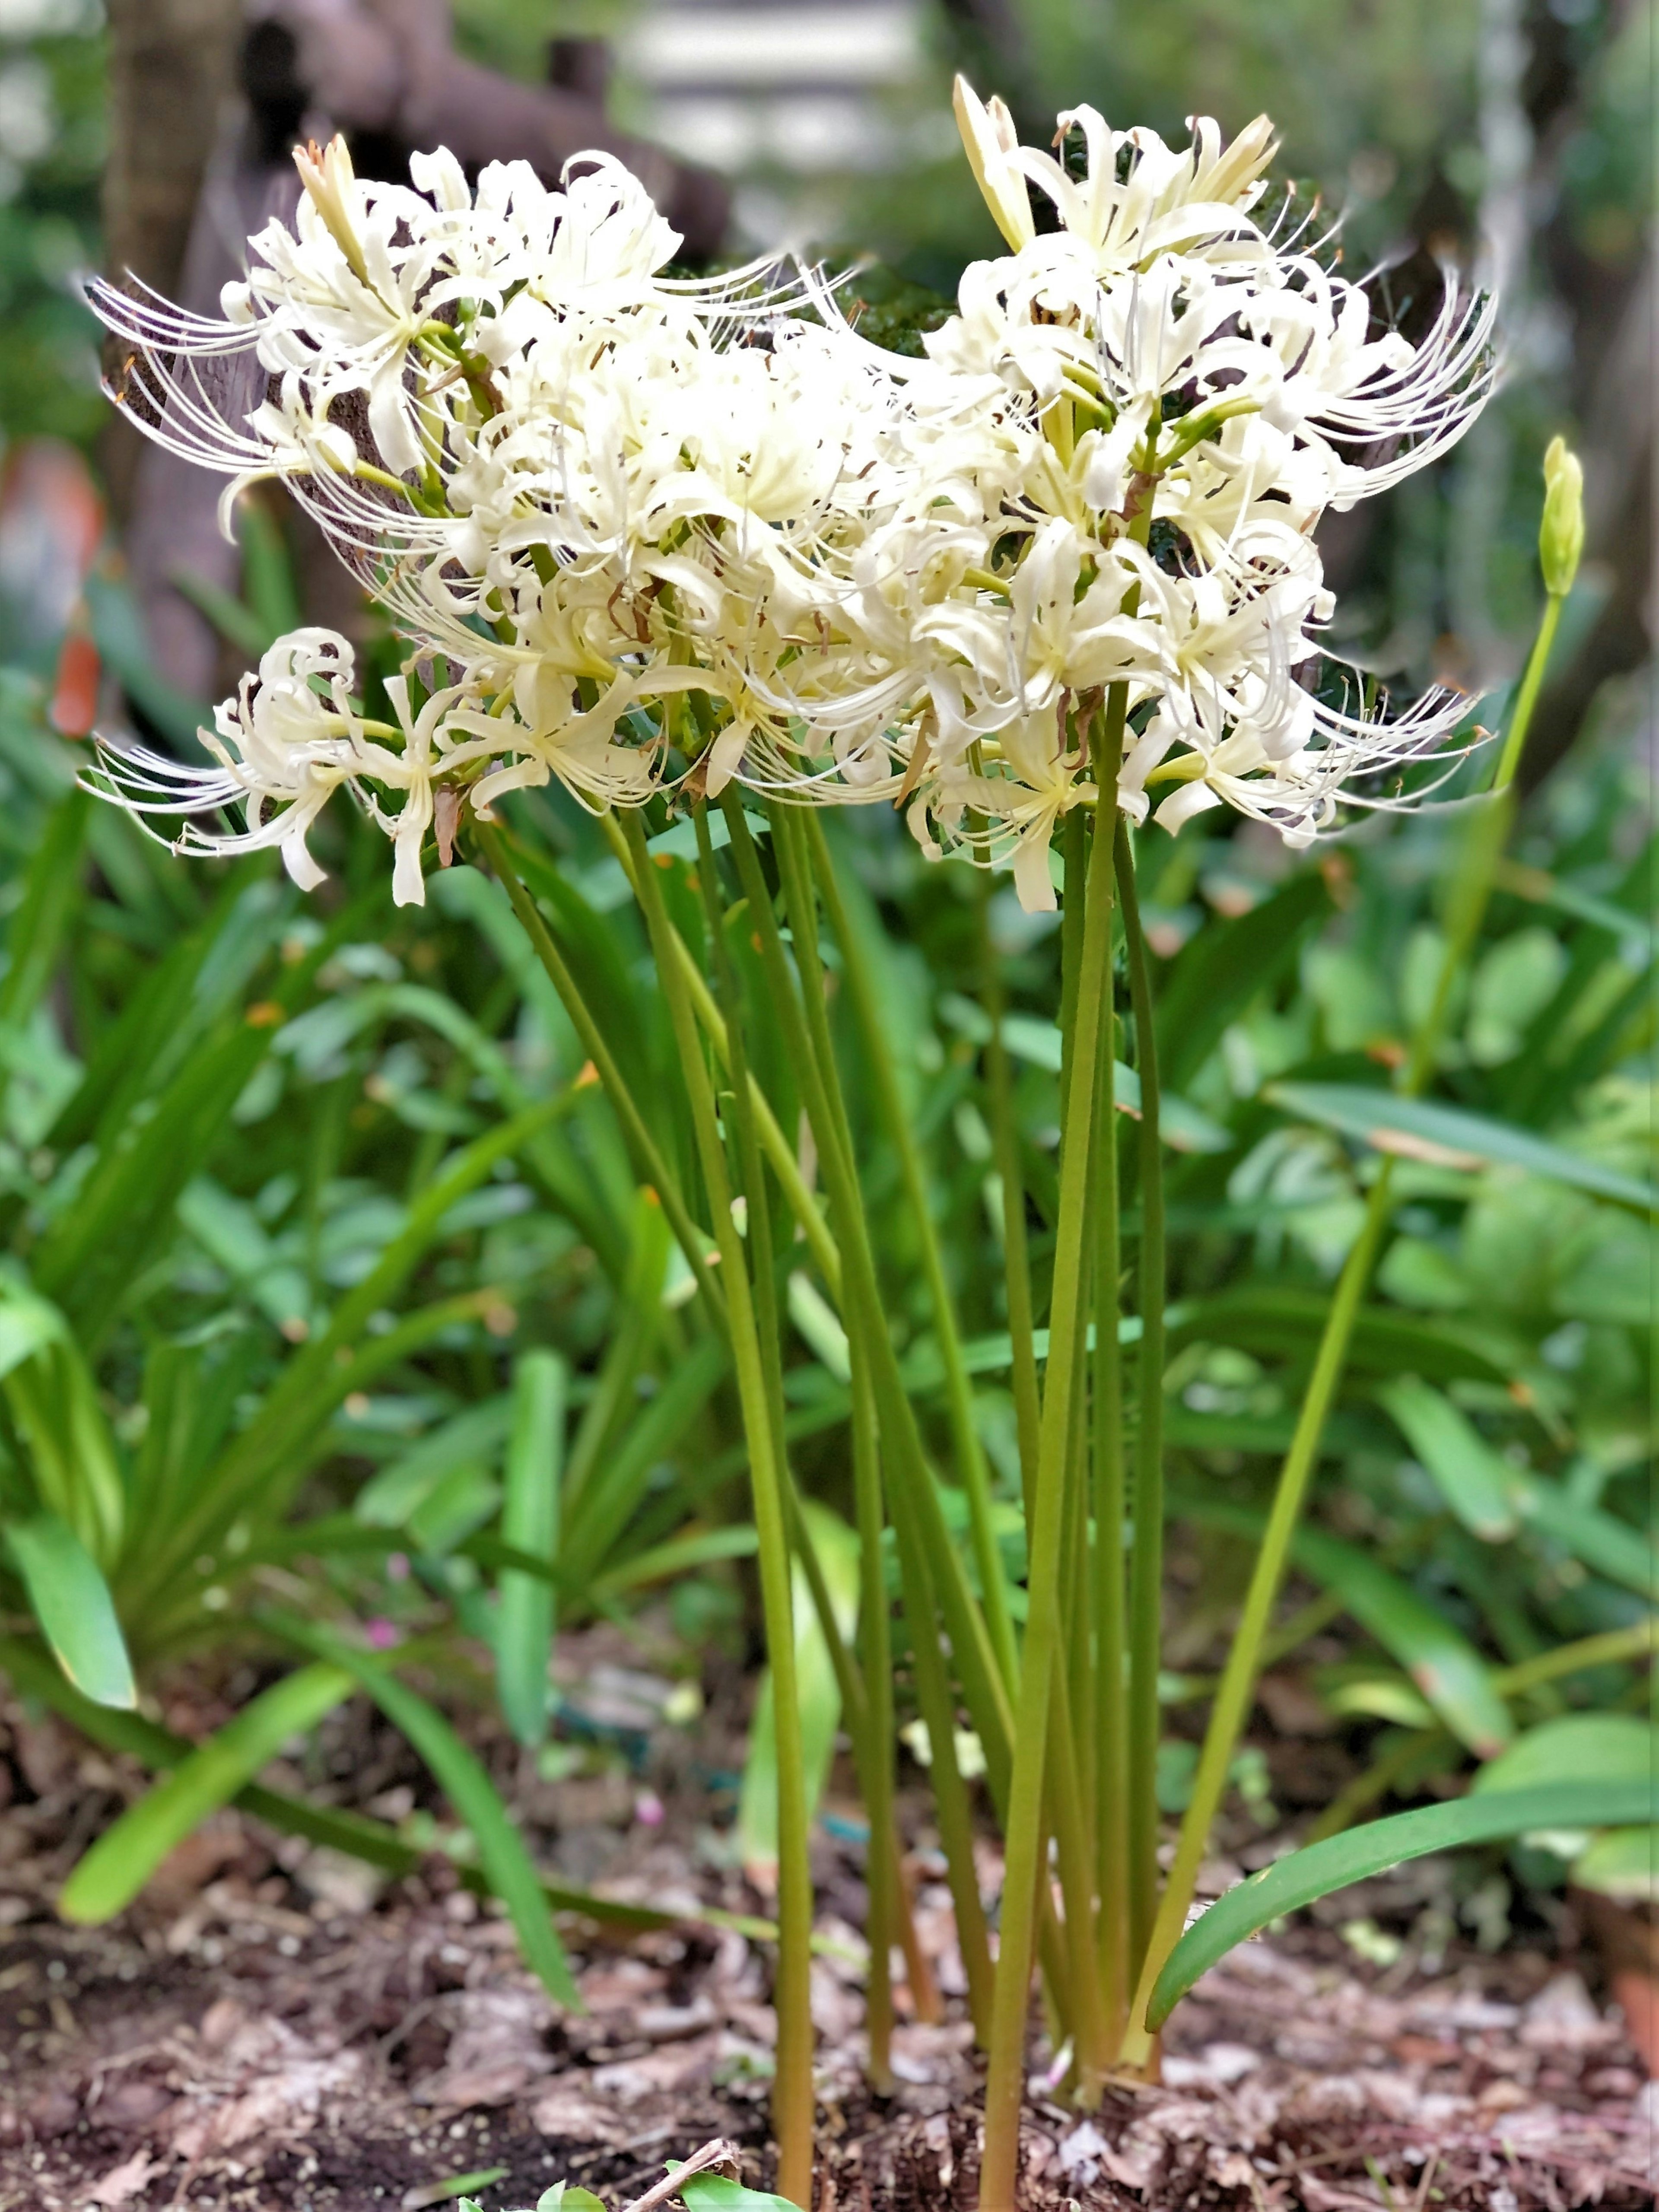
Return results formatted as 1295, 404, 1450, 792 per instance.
467, 505, 1567, 2207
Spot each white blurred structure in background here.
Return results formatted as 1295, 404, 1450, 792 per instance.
620, 0, 947, 247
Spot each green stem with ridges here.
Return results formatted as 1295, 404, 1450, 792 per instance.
691, 807, 900, 2090
476, 824, 725, 1330
979, 710, 1118, 2212
721, 797, 1003, 2008
805, 816, 1021, 1691
1120, 575, 1570, 2067
620, 812, 814, 2202
980, 884, 1042, 1515
599, 811, 842, 1298
1113, 817, 1166, 1977
1090, 815, 1128, 2044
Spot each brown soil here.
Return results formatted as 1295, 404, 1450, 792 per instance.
0, 1649, 1651, 2212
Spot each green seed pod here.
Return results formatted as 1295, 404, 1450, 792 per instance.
1539, 434, 1585, 598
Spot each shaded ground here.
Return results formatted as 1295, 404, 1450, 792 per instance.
0, 1643, 1652, 2212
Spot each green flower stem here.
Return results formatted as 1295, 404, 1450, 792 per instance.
805, 815, 1021, 1690
1490, 591, 1562, 795
1047, 1635, 1112, 2094
599, 812, 842, 1298
890, 1480, 998, 2039
979, 731, 1118, 2212
692, 809, 901, 2087
1113, 818, 1167, 1976
721, 797, 1004, 2015
1120, 578, 1570, 2069
476, 824, 725, 1329
979, 885, 1042, 1513
768, 809, 1014, 1769
1090, 868, 1129, 2041
619, 813, 815, 2206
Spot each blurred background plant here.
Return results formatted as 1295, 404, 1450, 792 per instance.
0, 0, 1648, 2123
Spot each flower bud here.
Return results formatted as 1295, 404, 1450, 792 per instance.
1539, 434, 1584, 598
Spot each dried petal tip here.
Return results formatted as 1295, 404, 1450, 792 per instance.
1539, 435, 1584, 599
293, 133, 368, 285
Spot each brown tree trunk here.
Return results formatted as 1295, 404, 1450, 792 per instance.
102, 0, 242, 520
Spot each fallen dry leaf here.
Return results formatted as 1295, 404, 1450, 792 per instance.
87, 2148, 155, 2207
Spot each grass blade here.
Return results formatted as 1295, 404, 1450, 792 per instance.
4, 1514, 136, 1708
1157, 871, 1330, 1088
0, 1634, 783, 1947
272, 1615, 579, 2008
1507, 1473, 1657, 1600
497, 1350, 566, 1747
739, 1502, 859, 1877
1176, 1498, 1513, 1758
59, 1662, 353, 1920
1147, 1781, 1657, 2029
1473, 1713, 1652, 1792
1266, 1081, 1659, 1216
1290, 1526, 1513, 1758
1376, 1379, 1517, 1541
0, 788, 89, 1028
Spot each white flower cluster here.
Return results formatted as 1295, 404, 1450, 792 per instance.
86, 93, 1494, 911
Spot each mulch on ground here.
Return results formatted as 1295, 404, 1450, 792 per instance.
0, 1643, 1652, 2212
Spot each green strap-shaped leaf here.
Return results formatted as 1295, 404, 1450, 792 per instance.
1148, 1780, 1658, 2030
0, 1634, 779, 1947
1168, 1287, 1512, 1384
740, 1502, 859, 1875
59, 1661, 353, 1920
1376, 1377, 1517, 1541
496, 1350, 566, 1747
1506, 1473, 1657, 1600
4, 1515, 136, 1709
1473, 1712, 1652, 1793
273, 1616, 579, 2008
991, 1015, 1231, 1152
1157, 870, 1331, 1088
1266, 1081, 1658, 1216
1176, 1497, 1514, 1759
1292, 1526, 1513, 1757
1377, 1381, 1653, 1594
0, 788, 90, 1030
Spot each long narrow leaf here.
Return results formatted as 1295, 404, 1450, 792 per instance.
0, 1634, 778, 1945
1158, 871, 1331, 1087
497, 1350, 566, 1747
1507, 1473, 1658, 1600
1377, 1379, 1517, 1541
1177, 1498, 1513, 1757
4, 1516, 135, 1707
0, 788, 89, 1028
59, 1662, 353, 1921
1147, 1781, 1657, 2028
1292, 1526, 1513, 1757
271, 1616, 579, 2007
739, 1503, 859, 1875
1266, 1081, 1658, 1216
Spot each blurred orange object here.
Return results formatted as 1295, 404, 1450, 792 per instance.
0, 438, 105, 645
1612, 1966, 1659, 2077
49, 628, 101, 737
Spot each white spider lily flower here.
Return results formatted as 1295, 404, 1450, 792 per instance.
86, 629, 371, 892
1014, 102, 1279, 273
966, 704, 1098, 913
80, 101, 1497, 906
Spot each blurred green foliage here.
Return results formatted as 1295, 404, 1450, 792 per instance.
0, 1, 103, 445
